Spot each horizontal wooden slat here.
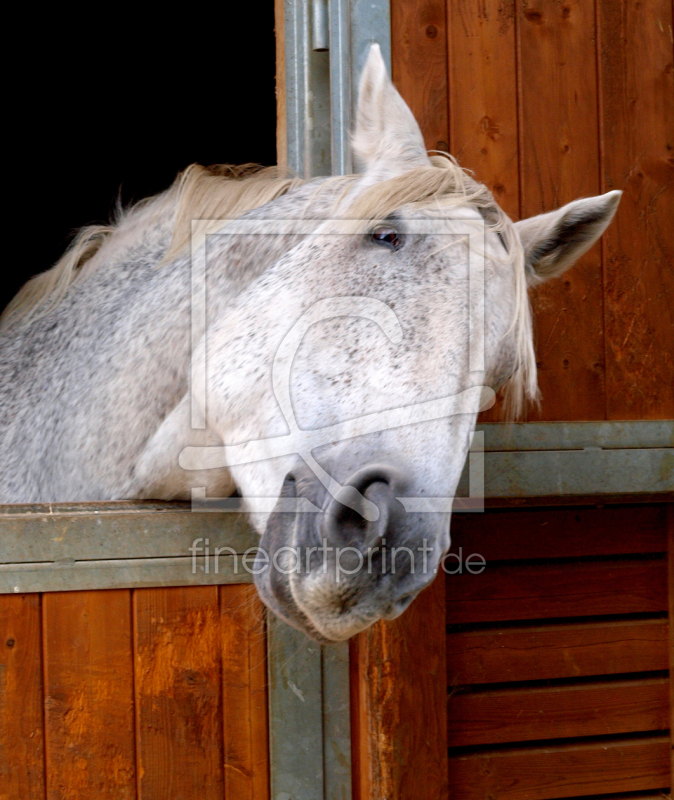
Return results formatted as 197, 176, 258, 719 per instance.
447, 619, 669, 685
447, 678, 669, 747
446, 558, 667, 624
450, 506, 667, 561
447, 736, 671, 800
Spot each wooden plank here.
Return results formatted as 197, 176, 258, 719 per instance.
391, 0, 449, 152
133, 587, 223, 800
219, 585, 269, 800
446, 557, 668, 624
42, 590, 135, 800
447, 618, 669, 686
518, 0, 604, 421
447, 0, 519, 217
599, 0, 674, 419
447, 677, 669, 747
450, 505, 668, 561
447, 736, 671, 800
0, 594, 44, 800
352, 571, 448, 799
274, 0, 287, 172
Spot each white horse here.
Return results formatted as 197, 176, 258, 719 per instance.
0, 46, 620, 641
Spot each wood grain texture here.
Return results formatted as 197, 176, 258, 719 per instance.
450, 504, 668, 561
42, 590, 135, 800
391, 0, 449, 152
133, 587, 223, 800
0, 593, 44, 800
219, 585, 269, 800
447, 677, 669, 746
274, 0, 287, 172
447, 618, 669, 686
599, 0, 674, 419
518, 0, 605, 421
352, 571, 447, 799
445, 556, 668, 624
447, 0, 519, 217
446, 736, 671, 800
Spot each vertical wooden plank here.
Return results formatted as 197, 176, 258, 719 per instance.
518, 0, 605, 421
0, 594, 44, 800
599, 0, 674, 419
447, 0, 519, 218
274, 0, 287, 172
352, 572, 448, 799
391, 0, 449, 152
447, 0, 519, 422
219, 584, 269, 800
133, 587, 223, 800
43, 590, 135, 800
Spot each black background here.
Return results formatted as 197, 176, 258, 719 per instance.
4, 9, 277, 313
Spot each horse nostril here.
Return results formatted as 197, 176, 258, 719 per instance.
324, 466, 404, 549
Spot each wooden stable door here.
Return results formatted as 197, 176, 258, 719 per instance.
0, 585, 269, 800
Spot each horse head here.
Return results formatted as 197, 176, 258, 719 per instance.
191, 46, 620, 641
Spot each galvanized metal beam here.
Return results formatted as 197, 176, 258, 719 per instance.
267, 615, 352, 800
284, 0, 391, 176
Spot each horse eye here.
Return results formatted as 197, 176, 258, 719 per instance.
371, 226, 401, 251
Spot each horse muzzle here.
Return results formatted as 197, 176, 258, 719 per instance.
253, 460, 448, 641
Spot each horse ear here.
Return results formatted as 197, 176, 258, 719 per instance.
515, 191, 622, 286
352, 44, 429, 175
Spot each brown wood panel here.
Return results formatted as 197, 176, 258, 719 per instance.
450, 505, 668, 561
352, 571, 448, 799
599, 0, 674, 419
447, 618, 669, 686
446, 557, 668, 624
133, 587, 223, 800
518, 0, 605, 421
391, 0, 449, 152
0, 594, 44, 800
42, 590, 135, 800
274, 0, 286, 173
446, 736, 671, 800
219, 585, 269, 800
447, 0, 519, 217
447, 677, 669, 747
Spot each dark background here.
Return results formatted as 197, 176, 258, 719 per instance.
4, 10, 278, 313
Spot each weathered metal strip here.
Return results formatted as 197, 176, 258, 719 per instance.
322, 641, 352, 800
268, 615, 325, 799
0, 506, 258, 564
267, 615, 352, 800
456, 446, 673, 499
284, 0, 331, 177
0, 555, 251, 594
477, 420, 673, 452
328, 0, 391, 174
